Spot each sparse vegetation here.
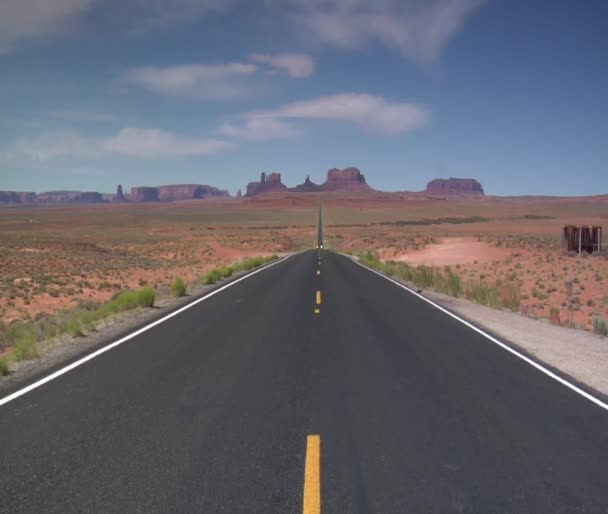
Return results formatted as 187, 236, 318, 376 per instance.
0, 357, 8, 376
360, 251, 519, 311
201, 255, 279, 285
171, 277, 187, 297
0, 286, 157, 367
593, 317, 608, 337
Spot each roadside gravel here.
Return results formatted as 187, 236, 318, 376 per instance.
414, 286, 608, 400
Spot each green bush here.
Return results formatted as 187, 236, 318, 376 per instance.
593, 317, 608, 336
171, 277, 187, 297
136, 286, 156, 308
465, 281, 501, 309
201, 255, 279, 286
444, 267, 462, 297
13, 331, 38, 361
0, 357, 8, 376
204, 269, 223, 285
66, 318, 84, 338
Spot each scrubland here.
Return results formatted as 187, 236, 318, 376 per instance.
1, 192, 607, 372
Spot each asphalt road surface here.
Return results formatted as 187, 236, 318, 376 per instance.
1, 250, 608, 513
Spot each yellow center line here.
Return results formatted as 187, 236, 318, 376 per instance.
314, 308, 320, 314
316, 270, 320, 276
303, 435, 321, 514
316, 291, 322, 304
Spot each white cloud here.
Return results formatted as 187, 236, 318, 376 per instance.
0, 0, 93, 54
246, 93, 429, 134
125, 62, 258, 99
13, 131, 100, 161
105, 127, 232, 157
6, 127, 232, 161
250, 53, 315, 78
288, 0, 485, 62
218, 118, 300, 140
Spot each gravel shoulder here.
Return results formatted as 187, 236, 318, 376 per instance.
0, 258, 289, 396
407, 282, 608, 401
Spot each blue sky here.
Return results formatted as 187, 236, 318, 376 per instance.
1, 0, 607, 196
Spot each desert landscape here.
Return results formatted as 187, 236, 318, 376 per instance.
1, 169, 607, 374
1, 184, 606, 311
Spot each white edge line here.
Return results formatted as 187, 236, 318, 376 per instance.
350, 256, 608, 413
0, 256, 290, 408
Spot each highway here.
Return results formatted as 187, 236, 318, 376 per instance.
1, 250, 608, 513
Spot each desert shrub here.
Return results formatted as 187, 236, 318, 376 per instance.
79, 311, 96, 332
218, 266, 234, 279
0, 357, 8, 376
136, 287, 156, 308
13, 331, 39, 361
466, 281, 500, 309
412, 265, 436, 289
171, 277, 187, 297
593, 317, 608, 336
204, 269, 223, 285
66, 318, 84, 338
396, 262, 413, 282
444, 267, 462, 297
500, 283, 521, 312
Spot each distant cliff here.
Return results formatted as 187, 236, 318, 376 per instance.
128, 184, 230, 202
245, 172, 288, 196
322, 167, 372, 192
426, 178, 484, 196
244, 167, 374, 196
0, 190, 103, 204
0, 183, 229, 205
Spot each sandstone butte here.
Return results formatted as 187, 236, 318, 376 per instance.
244, 167, 374, 196
0, 169, 487, 204
425, 178, 485, 196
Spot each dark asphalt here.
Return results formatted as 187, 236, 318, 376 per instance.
1, 250, 608, 513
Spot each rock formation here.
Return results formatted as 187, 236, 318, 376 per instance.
114, 184, 126, 202
293, 175, 322, 193
244, 167, 374, 195
425, 178, 484, 196
129, 187, 159, 202
322, 167, 373, 192
245, 172, 287, 196
156, 184, 229, 201
236, 189, 242, 198
0, 191, 37, 204
37, 191, 103, 203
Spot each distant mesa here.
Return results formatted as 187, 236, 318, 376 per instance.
425, 178, 484, 196
322, 167, 373, 192
245, 172, 287, 196
0, 183, 229, 205
129, 186, 159, 202
244, 167, 374, 196
0, 191, 37, 204
37, 191, 103, 204
0, 172, 488, 205
128, 184, 230, 202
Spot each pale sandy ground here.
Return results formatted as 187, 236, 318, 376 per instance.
394, 237, 511, 266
